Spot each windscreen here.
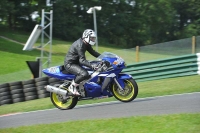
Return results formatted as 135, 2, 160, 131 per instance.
97, 52, 119, 61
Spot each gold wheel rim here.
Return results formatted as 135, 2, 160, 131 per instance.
113, 80, 134, 101
52, 93, 73, 108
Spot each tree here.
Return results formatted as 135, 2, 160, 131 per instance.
171, 0, 200, 38
1, 0, 200, 47
53, 0, 86, 40
0, 0, 15, 28
0, 0, 47, 31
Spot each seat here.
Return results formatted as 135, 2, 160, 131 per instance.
59, 65, 70, 74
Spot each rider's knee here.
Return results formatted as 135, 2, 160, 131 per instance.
80, 70, 89, 79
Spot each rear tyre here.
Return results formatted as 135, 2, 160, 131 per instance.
111, 78, 138, 102
50, 92, 78, 110
50, 84, 78, 110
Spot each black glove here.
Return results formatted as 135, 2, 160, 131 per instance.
91, 64, 98, 71
91, 61, 104, 71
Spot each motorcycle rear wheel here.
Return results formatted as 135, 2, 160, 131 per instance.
112, 78, 138, 102
50, 92, 78, 110
49, 83, 78, 110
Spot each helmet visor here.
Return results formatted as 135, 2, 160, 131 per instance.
90, 37, 96, 42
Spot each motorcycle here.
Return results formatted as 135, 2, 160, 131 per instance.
43, 52, 138, 110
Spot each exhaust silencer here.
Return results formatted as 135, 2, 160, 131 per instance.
46, 85, 67, 96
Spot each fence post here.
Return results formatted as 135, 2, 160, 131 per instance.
136, 46, 139, 62
192, 36, 196, 54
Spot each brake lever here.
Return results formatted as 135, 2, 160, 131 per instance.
97, 63, 106, 72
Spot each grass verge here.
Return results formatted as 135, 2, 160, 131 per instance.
0, 113, 199, 133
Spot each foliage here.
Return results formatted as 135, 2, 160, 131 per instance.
0, 0, 200, 47
53, 0, 85, 40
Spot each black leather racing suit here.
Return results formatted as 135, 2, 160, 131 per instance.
64, 38, 100, 84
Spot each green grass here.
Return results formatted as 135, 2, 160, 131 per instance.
0, 28, 30, 43
0, 38, 39, 74
0, 113, 199, 133
0, 75, 199, 115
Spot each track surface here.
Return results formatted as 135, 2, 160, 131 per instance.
0, 92, 200, 129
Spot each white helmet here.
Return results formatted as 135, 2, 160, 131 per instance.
82, 29, 96, 45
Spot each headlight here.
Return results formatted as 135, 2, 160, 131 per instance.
113, 57, 124, 65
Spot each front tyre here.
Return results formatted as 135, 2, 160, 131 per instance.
111, 78, 138, 102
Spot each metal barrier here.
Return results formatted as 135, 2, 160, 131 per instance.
123, 53, 200, 82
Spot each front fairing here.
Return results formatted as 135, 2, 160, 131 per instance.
96, 52, 126, 70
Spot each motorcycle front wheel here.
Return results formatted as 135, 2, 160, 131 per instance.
111, 78, 138, 102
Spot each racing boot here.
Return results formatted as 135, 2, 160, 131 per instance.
68, 80, 80, 96
59, 82, 69, 89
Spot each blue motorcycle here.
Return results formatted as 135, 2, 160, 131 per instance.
43, 52, 138, 110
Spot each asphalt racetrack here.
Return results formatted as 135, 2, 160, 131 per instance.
0, 92, 200, 128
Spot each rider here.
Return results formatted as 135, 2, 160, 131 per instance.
61, 29, 101, 96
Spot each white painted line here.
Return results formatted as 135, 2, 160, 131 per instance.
0, 112, 22, 117
75, 93, 200, 108
0, 108, 56, 118
0, 92, 200, 118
